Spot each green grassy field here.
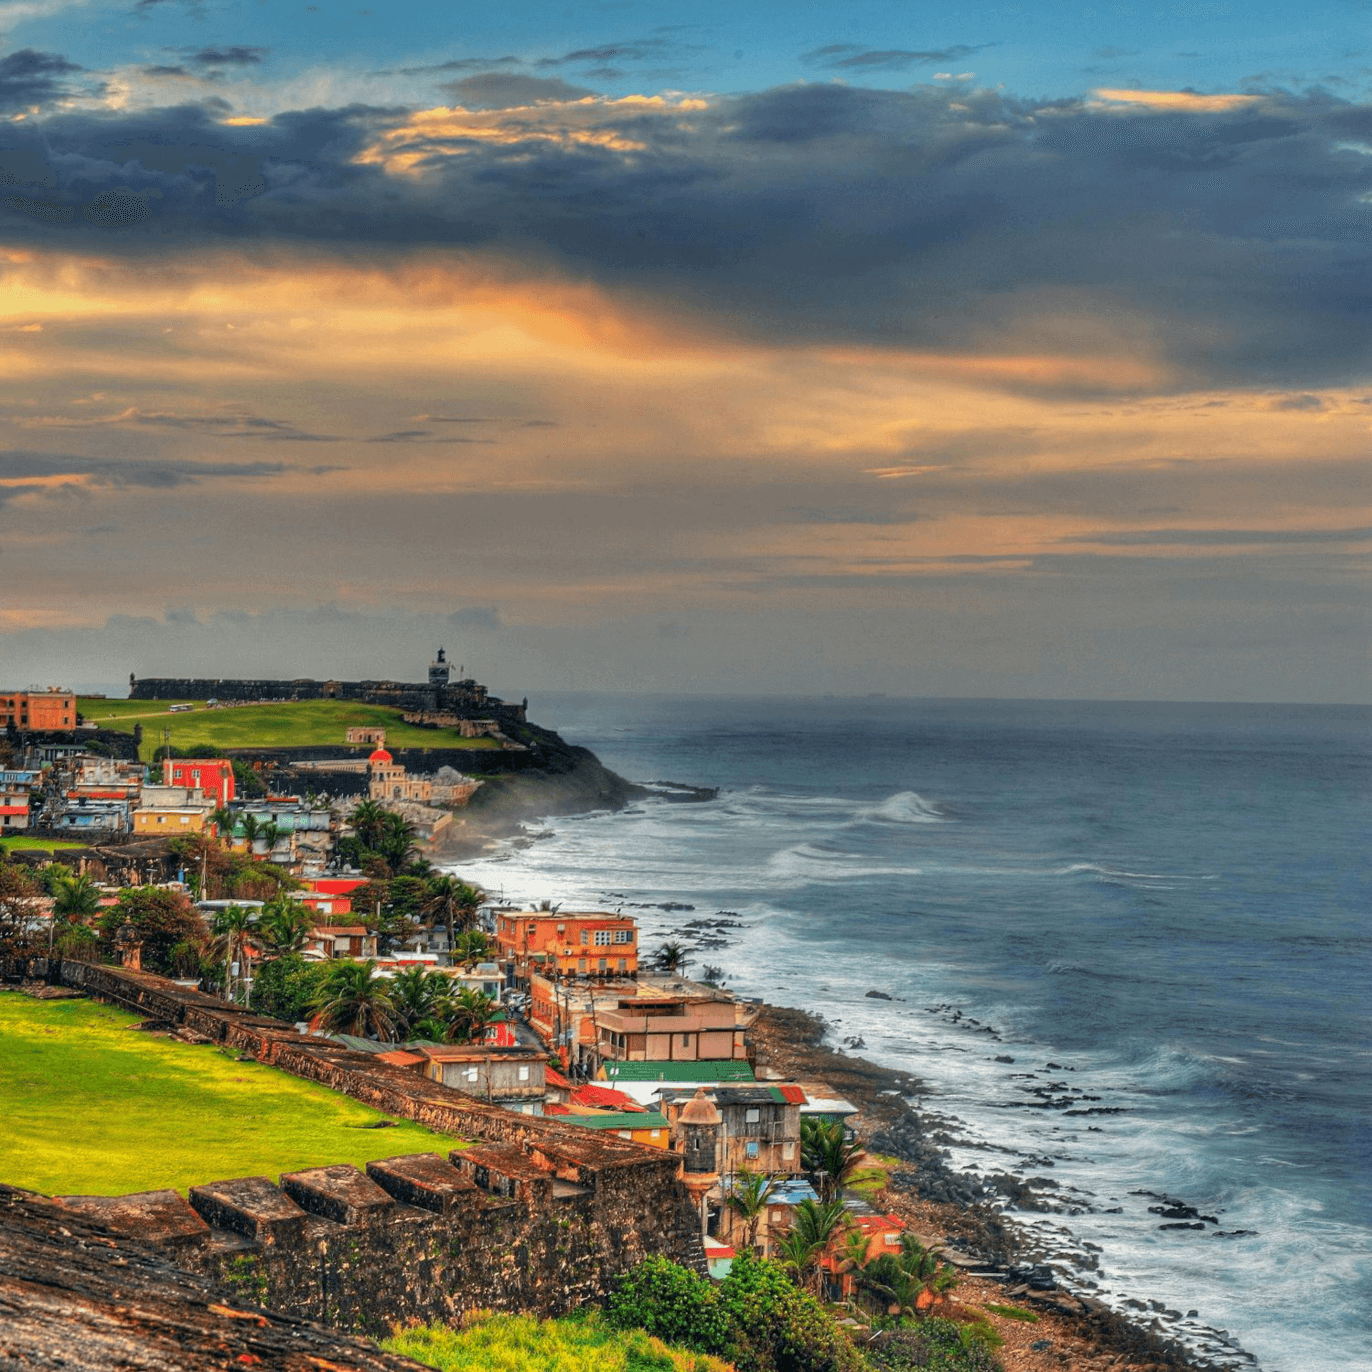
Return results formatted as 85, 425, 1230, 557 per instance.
0, 836, 86, 852
0, 994, 458, 1196
78, 697, 501, 762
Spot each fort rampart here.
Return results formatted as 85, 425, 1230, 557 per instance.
8, 959, 706, 1333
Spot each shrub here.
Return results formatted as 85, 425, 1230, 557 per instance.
249, 953, 328, 1023
607, 1251, 863, 1372
97, 887, 208, 976
867, 1319, 1004, 1372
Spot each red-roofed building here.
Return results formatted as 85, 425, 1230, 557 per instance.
376, 1049, 426, 1069
570, 1083, 646, 1115
163, 758, 235, 807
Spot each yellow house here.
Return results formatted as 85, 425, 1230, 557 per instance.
133, 807, 210, 835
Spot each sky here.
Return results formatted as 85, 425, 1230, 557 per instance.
0, 1, 1368, 702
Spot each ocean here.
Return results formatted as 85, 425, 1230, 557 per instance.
449, 694, 1370, 1372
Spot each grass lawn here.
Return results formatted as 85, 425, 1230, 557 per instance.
0, 836, 86, 852
78, 697, 502, 762
384, 1314, 733, 1372
0, 993, 458, 1197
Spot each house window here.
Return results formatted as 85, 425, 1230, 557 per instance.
885, 1233, 900, 1244
618, 1130, 632, 1139
745, 1108, 760, 1124
518, 1066, 529, 1081
580, 930, 589, 945
681, 1034, 691, 1048
577, 959, 587, 973
614, 930, 632, 944
464, 1067, 479, 1082
594, 929, 612, 946
746, 1141, 759, 1159
783, 1142, 795, 1159
599, 958, 608, 971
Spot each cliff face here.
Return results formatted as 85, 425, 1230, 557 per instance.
465, 720, 644, 825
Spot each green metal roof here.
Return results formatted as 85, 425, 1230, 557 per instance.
599, 1060, 755, 1083
567, 1112, 669, 1131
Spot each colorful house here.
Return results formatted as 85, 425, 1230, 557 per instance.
163, 758, 235, 807
496, 910, 638, 983
564, 1111, 671, 1148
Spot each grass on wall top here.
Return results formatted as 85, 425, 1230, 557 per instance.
0, 993, 457, 1197
78, 697, 501, 762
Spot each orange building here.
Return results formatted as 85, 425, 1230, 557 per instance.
163, 758, 235, 807
0, 690, 76, 731
495, 910, 638, 981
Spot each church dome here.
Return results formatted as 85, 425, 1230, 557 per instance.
368, 747, 393, 764
679, 1086, 721, 1127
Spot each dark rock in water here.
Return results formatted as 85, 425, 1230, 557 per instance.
865, 990, 892, 1000
844, 1035, 867, 1049
995, 1054, 1015, 1063
1159, 1222, 1207, 1231
1211, 1230, 1258, 1238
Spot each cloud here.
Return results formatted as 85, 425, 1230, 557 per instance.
186, 46, 268, 67
443, 73, 596, 109
20, 407, 340, 440
0, 450, 292, 503
536, 39, 678, 68
0, 48, 84, 112
801, 42, 991, 71
363, 428, 495, 443
1061, 525, 1372, 546
447, 606, 501, 631
0, 80, 1368, 394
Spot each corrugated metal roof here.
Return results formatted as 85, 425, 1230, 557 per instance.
567, 1112, 669, 1132
572, 1083, 646, 1112
601, 1060, 755, 1083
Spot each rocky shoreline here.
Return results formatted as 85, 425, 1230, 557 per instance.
750, 1004, 1250, 1372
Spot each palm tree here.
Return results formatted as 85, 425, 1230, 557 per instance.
725, 1168, 780, 1251
421, 876, 484, 954
210, 806, 236, 841
801, 1118, 866, 1203
310, 959, 398, 1040
51, 873, 100, 922
856, 1235, 959, 1317
654, 941, 689, 974
450, 929, 492, 968
390, 966, 445, 1036
238, 813, 262, 849
448, 986, 496, 1044
775, 1197, 850, 1295
349, 800, 388, 852
377, 812, 420, 875
258, 897, 312, 957
209, 904, 262, 1004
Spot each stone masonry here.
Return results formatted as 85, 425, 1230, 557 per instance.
14, 959, 707, 1337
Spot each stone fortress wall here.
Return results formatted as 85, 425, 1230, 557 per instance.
12, 959, 707, 1334
127, 674, 528, 727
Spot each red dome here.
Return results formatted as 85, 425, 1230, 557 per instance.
368, 747, 393, 764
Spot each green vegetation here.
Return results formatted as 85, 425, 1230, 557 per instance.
981, 1304, 1038, 1324
0, 836, 86, 852
865, 1320, 1004, 1372
383, 1312, 733, 1372
844, 1152, 900, 1201
606, 1251, 865, 1372
0, 995, 454, 1196
77, 697, 501, 761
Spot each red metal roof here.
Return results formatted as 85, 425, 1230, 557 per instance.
572, 1083, 646, 1112
776, 1084, 808, 1104
545, 1068, 572, 1090
309, 878, 367, 894
545, 1103, 570, 1115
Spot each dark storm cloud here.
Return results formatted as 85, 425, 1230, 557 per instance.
3, 81, 1372, 390
442, 73, 597, 108
0, 49, 85, 113
800, 43, 991, 72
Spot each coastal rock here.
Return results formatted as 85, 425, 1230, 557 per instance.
865, 990, 892, 1000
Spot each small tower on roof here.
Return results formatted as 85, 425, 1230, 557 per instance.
675, 1086, 722, 1234
429, 646, 450, 688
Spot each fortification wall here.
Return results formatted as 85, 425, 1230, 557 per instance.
128, 677, 527, 724
19, 959, 705, 1332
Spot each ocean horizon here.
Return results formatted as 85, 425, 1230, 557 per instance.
444, 692, 1370, 1372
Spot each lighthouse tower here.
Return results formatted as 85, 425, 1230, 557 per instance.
429, 646, 451, 689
